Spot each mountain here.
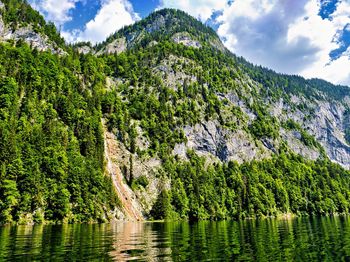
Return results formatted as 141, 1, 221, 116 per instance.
2, 3, 350, 223
0, 0, 66, 54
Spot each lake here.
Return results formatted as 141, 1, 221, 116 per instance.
1, 216, 350, 261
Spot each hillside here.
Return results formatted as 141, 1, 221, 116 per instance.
1, 3, 350, 223
0, 0, 119, 224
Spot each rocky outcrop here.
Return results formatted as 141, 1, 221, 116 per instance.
104, 120, 165, 217
174, 120, 271, 163
76, 45, 93, 54
96, 37, 127, 55
95, 10, 225, 55
146, 14, 166, 33
0, 7, 65, 55
271, 95, 350, 168
172, 32, 201, 48
280, 128, 320, 160
153, 54, 198, 89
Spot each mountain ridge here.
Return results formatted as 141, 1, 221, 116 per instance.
2, 3, 350, 223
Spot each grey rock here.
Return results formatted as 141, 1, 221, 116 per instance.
97, 37, 127, 55
179, 120, 270, 163
0, 14, 65, 55
173, 32, 202, 48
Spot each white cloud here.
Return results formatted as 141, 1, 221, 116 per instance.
30, 0, 78, 26
291, 1, 350, 85
160, 0, 228, 21
64, 0, 139, 44
217, 0, 350, 85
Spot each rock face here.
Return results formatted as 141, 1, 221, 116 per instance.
0, 4, 65, 55
104, 122, 165, 217
174, 121, 270, 163
172, 32, 201, 48
271, 96, 350, 168
104, 129, 144, 221
153, 54, 198, 89
95, 9, 225, 55
171, 93, 350, 168
96, 37, 127, 55
76, 45, 93, 54
280, 128, 320, 160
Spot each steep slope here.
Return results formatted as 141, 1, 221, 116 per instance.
104, 125, 143, 221
2, 4, 350, 224
96, 9, 350, 169
98, 9, 350, 219
0, 1, 121, 224
77, 9, 226, 55
0, 0, 66, 54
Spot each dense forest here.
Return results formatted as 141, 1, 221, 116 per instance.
0, 42, 119, 223
1, 0, 350, 224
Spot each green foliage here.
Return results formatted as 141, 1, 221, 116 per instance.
132, 175, 149, 189
157, 152, 350, 221
97, 9, 220, 52
250, 113, 279, 139
150, 189, 172, 220
0, 42, 118, 224
237, 56, 350, 101
2, 5, 350, 225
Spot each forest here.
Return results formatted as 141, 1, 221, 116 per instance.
1, 1, 350, 223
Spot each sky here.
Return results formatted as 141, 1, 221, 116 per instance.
28, 0, 350, 86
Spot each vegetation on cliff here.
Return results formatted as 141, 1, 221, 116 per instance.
1, 4, 350, 223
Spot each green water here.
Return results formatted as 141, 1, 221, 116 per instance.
1, 217, 350, 261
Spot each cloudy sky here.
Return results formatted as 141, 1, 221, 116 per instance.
29, 0, 350, 86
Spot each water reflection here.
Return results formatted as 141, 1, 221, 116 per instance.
1, 217, 350, 261
109, 222, 172, 261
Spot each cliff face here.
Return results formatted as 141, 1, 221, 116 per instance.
0, 1, 65, 54
270, 96, 350, 168
91, 9, 350, 170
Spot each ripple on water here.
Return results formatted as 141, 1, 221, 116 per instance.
1, 217, 350, 261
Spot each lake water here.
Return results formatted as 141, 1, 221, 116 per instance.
1, 216, 350, 261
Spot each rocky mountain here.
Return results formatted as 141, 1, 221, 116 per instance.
94, 9, 350, 168
0, 0, 65, 54
2, 2, 350, 224
77, 9, 226, 55
97, 9, 350, 219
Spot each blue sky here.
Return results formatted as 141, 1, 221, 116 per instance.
29, 0, 350, 86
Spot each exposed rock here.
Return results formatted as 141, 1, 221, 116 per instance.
104, 121, 163, 216
268, 94, 350, 168
146, 14, 166, 33
104, 128, 144, 221
0, 14, 65, 55
174, 120, 271, 164
77, 45, 93, 54
173, 32, 201, 48
97, 37, 127, 55
280, 128, 320, 160
135, 125, 150, 151
209, 37, 227, 52
222, 92, 256, 121
153, 54, 198, 89
148, 40, 158, 47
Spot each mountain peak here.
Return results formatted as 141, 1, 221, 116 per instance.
94, 8, 226, 55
